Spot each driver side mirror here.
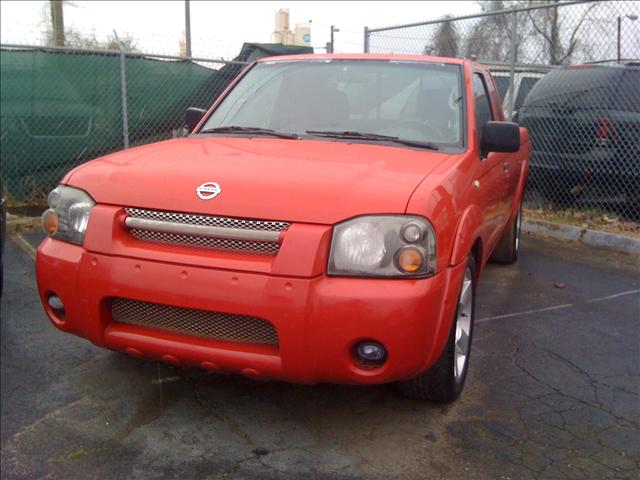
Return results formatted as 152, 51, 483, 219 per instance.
481, 121, 520, 155
185, 107, 206, 133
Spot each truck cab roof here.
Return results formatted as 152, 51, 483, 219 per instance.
257, 53, 474, 67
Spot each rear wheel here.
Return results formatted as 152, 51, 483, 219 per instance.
491, 204, 521, 264
398, 255, 476, 403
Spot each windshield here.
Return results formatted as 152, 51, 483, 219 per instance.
200, 59, 465, 148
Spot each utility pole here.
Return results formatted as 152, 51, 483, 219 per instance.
184, 0, 192, 57
329, 25, 339, 53
617, 15, 639, 63
50, 0, 65, 46
114, 30, 130, 150
617, 16, 622, 63
507, 10, 517, 121
363, 26, 369, 53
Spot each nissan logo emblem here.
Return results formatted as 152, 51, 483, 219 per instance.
196, 182, 221, 200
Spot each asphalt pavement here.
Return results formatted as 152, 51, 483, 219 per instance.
1, 229, 638, 480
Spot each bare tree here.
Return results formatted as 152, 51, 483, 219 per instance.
64, 30, 139, 52
179, 31, 188, 57
49, 0, 65, 46
463, 0, 521, 62
43, 1, 138, 52
433, 15, 459, 57
525, 0, 596, 64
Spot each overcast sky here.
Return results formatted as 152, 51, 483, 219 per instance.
0, 1, 481, 58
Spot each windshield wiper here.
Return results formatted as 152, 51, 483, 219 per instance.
199, 126, 299, 140
306, 130, 440, 151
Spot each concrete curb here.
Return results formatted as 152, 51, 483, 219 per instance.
522, 218, 640, 255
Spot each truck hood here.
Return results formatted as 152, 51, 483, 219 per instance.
66, 137, 450, 224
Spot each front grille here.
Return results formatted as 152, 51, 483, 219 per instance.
129, 229, 281, 254
111, 298, 279, 346
126, 208, 290, 231
125, 208, 289, 255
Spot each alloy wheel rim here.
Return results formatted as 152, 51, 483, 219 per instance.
454, 267, 473, 383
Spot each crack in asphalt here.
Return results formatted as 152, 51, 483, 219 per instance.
517, 344, 638, 428
183, 374, 304, 478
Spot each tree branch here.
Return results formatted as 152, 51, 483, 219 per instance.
527, 10, 553, 46
558, 3, 596, 63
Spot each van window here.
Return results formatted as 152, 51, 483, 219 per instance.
613, 69, 640, 112
493, 76, 511, 103
514, 77, 541, 110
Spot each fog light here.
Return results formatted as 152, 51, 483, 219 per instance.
48, 294, 65, 313
356, 341, 387, 367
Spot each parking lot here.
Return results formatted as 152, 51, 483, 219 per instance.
1, 229, 638, 480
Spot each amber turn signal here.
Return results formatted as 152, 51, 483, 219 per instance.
397, 247, 423, 273
42, 208, 59, 235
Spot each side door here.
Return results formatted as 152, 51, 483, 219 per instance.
472, 71, 512, 253
485, 70, 522, 202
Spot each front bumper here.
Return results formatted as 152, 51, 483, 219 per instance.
36, 238, 465, 385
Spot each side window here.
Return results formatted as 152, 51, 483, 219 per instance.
514, 77, 541, 110
493, 75, 511, 104
472, 73, 494, 143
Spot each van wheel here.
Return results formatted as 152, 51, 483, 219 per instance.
491, 204, 521, 264
398, 255, 476, 403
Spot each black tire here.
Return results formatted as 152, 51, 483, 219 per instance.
398, 255, 476, 403
491, 204, 521, 264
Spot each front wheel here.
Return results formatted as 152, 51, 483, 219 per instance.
398, 255, 476, 403
491, 204, 521, 264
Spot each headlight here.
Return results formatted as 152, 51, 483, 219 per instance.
328, 215, 436, 278
42, 185, 95, 245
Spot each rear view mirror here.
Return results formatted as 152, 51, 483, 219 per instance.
185, 107, 206, 133
481, 121, 520, 154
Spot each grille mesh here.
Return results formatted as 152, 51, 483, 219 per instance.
125, 208, 290, 231
111, 298, 279, 346
125, 208, 289, 255
129, 229, 281, 254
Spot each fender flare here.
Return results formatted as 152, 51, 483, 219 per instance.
449, 205, 483, 266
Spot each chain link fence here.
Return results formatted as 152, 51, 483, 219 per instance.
2, 2, 639, 223
366, 0, 640, 220
0, 43, 248, 203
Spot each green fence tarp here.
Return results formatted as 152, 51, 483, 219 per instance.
0, 42, 312, 200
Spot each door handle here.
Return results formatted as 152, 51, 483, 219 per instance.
503, 162, 510, 172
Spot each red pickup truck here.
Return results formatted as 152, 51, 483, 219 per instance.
37, 54, 529, 403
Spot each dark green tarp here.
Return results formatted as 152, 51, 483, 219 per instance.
0, 42, 312, 200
